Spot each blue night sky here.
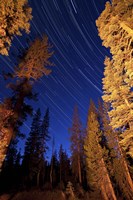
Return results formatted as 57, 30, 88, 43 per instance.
0, 0, 111, 158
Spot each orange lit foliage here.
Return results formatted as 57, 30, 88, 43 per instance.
96, 0, 133, 158
100, 102, 133, 199
0, 104, 13, 171
0, 0, 32, 55
15, 36, 54, 80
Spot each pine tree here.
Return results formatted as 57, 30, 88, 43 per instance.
69, 105, 84, 184
50, 137, 54, 186
59, 144, 64, 183
0, 79, 33, 171
39, 108, 50, 186
0, 137, 19, 191
41, 108, 50, 156
84, 100, 116, 200
96, 0, 133, 158
22, 109, 42, 187
0, 35, 54, 170
100, 102, 133, 199
0, 104, 13, 171
0, 0, 32, 55
15, 36, 54, 80
59, 145, 70, 184
50, 148, 59, 187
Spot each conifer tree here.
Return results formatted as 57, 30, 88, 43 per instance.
15, 36, 54, 80
41, 108, 50, 156
22, 109, 42, 186
39, 108, 50, 186
0, 104, 13, 171
100, 102, 133, 199
59, 145, 70, 184
59, 144, 64, 183
0, 35, 54, 170
84, 100, 116, 200
0, 137, 19, 191
96, 0, 133, 158
0, 0, 32, 55
50, 138, 61, 186
69, 105, 83, 184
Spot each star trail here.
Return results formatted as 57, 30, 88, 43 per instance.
0, 0, 110, 156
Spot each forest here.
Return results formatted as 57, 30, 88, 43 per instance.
0, 0, 133, 200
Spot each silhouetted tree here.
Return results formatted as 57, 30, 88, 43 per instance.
41, 108, 50, 157
50, 149, 59, 187
22, 109, 42, 187
39, 108, 50, 186
0, 137, 19, 192
59, 145, 70, 185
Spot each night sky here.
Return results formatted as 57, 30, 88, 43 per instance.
0, 0, 111, 158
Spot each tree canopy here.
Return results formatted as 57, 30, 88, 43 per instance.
0, 0, 32, 55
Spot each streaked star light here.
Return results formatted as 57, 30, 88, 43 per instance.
0, 0, 110, 157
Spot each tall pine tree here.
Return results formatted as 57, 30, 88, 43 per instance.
96, 0, 133, 159
0, 35, 54, 170
22, 109, 42, 187
84, 100, 116, 200
100, 102, 133, 199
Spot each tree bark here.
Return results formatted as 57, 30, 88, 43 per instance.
117, 135, 133, 192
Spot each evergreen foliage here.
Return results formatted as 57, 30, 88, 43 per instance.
0, 0, 32, 55
84, 100, 116, 200
96, 0, 133, 158
15, 36, 54, 80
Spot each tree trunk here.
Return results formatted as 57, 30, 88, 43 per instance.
99, 158, 117, 200
60, 163, 62, 183
78, 154, 82, 184
0, 127, 14, 171
97, 137, 117, 200
50, 163, 53, 186
37, 171, 40, 187
0, 79, 31, 171
117, 136, 133, 192
100, 184, 108, 200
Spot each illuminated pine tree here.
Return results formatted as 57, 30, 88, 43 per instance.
84, 100, 116, 200
100, 102, 133, 199
15, 36, 54, 80
0, 103, 13, 171
0, 35, 54, 170
96, 0, 133, 159
0, 0, 32, 55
